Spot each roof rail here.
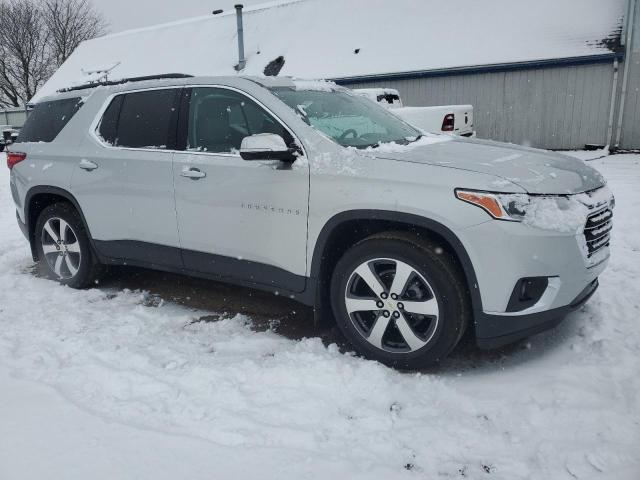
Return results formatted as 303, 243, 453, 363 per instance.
57, 73, 194, 93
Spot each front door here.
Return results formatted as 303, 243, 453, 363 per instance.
172, 87, 309, 292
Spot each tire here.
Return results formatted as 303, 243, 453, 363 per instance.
34, 202, 102, 289
330, 232, 470, 369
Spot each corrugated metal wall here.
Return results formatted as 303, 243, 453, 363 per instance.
344, 62, 618, 150
619, 5, 640, 150
0, 108, 27, 128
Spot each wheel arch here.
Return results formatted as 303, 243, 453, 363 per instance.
24, 186, 95, 261
309, 210, 483, 327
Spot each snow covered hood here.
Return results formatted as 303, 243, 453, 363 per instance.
371, 138, 606, 195
32, 0, 625, 102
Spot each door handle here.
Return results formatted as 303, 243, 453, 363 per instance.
181, 167, 206, 179
79, 159, 98, 171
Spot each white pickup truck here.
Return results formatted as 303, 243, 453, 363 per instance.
353, 88, 475, 137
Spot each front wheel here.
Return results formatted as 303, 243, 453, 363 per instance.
330, 233, 470, 369
34, 203, 101, 288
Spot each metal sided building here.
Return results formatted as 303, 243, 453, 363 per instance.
34, 0, 639, 150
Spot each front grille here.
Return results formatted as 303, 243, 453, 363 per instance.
584, 207, 613, 257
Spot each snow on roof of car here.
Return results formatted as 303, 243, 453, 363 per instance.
32, 0, 625, 103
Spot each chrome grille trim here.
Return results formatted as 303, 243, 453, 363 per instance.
584, 206, 613, 257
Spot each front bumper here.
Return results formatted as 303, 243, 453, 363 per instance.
456, 217, 610, 349
475, 278, 599, 349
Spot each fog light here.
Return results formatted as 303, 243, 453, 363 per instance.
506, 277, 549, 312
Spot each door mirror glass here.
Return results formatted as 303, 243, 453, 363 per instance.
240, 133, 297, 162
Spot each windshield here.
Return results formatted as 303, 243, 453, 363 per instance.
271, 87, 421, 149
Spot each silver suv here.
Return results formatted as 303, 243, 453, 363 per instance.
8, 75, 613, 368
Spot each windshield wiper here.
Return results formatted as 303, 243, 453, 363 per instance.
383, 135, 423, 147
349, 135, 423, 150
353, 143, 379, 149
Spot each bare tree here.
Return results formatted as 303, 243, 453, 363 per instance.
43, 0, 107, 66
0, 0, 107, 108
0, 0, 51, 107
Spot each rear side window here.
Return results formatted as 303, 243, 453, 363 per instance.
97, 94, 123, 145
16, 97, 83, 143
107, 89, 178, 149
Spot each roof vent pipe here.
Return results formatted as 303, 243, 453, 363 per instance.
234, 4, 246, 71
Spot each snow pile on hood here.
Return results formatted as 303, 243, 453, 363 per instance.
363, 134, 452, 154
308, 135, 453, 176
521, 196, 591, 233
500, 185, 613, 234
574, 184, 613, 208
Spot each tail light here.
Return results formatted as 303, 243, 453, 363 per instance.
7, 151, 27, 169
442, 114, 455, 132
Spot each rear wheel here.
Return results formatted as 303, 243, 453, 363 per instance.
34, 203, 101, 288
330, 233, 470, 369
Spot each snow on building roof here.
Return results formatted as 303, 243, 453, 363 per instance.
33, 0, 626, 102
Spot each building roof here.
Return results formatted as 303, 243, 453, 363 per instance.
32, 0, 626, 102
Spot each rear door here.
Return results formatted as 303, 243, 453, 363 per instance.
172, 86, 309, 292
72, 88, 182, 267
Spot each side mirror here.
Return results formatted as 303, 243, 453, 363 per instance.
240, 133, 299, 162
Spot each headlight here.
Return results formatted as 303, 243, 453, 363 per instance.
455, 189, 529, 222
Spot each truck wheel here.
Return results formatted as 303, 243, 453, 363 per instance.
330, 233, 470, 369
34, 203, 102, 289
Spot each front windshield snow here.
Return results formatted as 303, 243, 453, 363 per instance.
271, 87, 421, 149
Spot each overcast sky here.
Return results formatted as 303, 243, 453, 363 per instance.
91, 0, 268, 33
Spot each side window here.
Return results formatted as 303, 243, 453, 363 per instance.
112, 89, 178, 149
17, 97, 83, 143
187, 87, 291, 153
97, 94, 123, 145
243, 101, 290, 138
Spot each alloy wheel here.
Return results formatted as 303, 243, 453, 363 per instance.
344, 258, 440, 353
40, 217, 82, 280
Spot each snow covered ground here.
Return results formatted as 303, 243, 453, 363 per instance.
1, 153, 639, 480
